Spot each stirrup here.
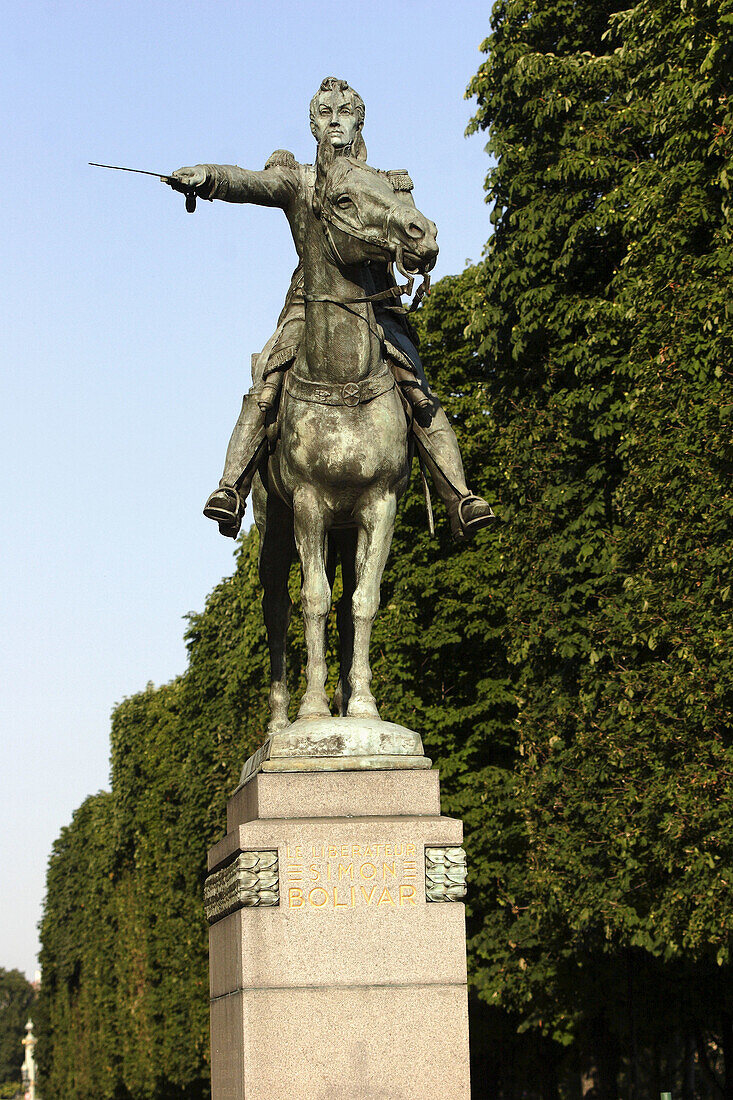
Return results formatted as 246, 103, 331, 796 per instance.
203, 485, 243, 525
451, 493, 495, 542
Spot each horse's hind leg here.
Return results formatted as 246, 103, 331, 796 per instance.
348, 494, 397, 719
255, 480, 294, 733
332, 528, 357, 717
293, 490, 332, 719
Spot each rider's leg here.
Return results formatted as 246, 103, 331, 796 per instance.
382, 319, 495, 540
221, 391, 268, 488
203, 391, 268, 538
394, 372, 495, 540
412, 402, 495, 541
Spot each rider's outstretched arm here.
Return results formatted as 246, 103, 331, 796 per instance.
169, 161, 297, 209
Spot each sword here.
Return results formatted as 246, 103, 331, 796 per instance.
89, 162, 198, 212
418, 452, 435, 539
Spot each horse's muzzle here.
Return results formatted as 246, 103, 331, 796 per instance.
392, 211, 439, 275
397, 241, 439, 278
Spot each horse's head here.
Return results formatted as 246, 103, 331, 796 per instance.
313, 139, 439, 279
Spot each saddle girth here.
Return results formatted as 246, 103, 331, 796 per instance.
284, 363, 395, 408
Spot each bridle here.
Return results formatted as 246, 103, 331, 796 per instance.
307, 160, 433, 314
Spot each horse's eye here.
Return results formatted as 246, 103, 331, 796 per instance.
336, 195, 353, 209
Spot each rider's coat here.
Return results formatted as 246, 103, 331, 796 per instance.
197, 151, 427, 394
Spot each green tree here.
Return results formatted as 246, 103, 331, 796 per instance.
0, 969, 34, 1089
467, 0, 733, 1092
36, 794, 120, 1100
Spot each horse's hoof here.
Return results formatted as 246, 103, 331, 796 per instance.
267, 717, 290, 734
346, 696, 380, 720
332, 681, 349, 717
297, 696, 331, 720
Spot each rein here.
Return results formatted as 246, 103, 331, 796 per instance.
303, 262, 431, 315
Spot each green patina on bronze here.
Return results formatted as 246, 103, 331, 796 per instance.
166, 78, 494, 729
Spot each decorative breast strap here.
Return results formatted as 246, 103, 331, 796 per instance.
285, 363, 394, 408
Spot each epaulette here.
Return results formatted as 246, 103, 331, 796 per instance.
387, 169, 413, 192
264, 149, 298, 170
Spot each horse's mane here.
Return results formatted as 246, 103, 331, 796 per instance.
315, 155, 389, 218
329, 157, 388, 183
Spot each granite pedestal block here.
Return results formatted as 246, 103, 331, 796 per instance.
206, 766, 471, 1099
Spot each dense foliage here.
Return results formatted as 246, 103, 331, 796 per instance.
0, 969, 34, 1092
467, 0, 733, 1092
37, 0, 733, 1095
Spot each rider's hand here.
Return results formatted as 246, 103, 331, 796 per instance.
168, 165, 208, 193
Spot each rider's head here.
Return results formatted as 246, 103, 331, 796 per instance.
310, 77, 367, 160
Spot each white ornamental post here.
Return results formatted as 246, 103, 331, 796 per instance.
21, 1019, 36, 1100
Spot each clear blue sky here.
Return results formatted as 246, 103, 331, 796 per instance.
1, 0, 493, 978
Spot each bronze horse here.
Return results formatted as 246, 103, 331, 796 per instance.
252, 138, 438, 731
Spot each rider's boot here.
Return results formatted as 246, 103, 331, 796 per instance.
411, 404, 495, 541
203, 392, 268, 539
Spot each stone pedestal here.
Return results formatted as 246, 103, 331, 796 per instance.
206, 748, 471, 1099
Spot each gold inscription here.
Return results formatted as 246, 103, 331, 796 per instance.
286, 843, 416, 859
309, 887, 328, 908
284, 840, 419, 910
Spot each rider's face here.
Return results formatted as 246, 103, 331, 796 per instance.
312, 91, 361, 150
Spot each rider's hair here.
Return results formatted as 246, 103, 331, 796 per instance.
309, 77, 365, 130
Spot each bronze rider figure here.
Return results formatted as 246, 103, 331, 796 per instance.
169, 77, 494, 542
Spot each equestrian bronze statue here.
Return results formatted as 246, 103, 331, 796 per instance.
168, 77, 493, 727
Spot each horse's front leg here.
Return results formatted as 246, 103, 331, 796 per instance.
293, 490, 332, 719
348, 493, 398, 719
